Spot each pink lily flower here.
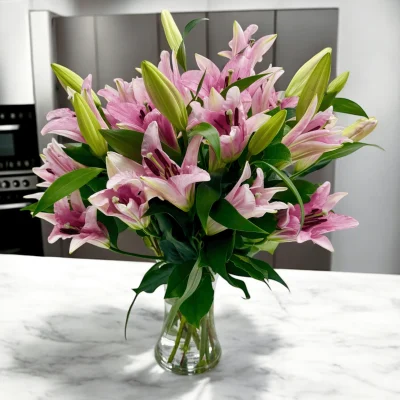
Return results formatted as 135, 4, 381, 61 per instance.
33, 139, 84, 187
206, 162, 288, 235
181, 22, 276, 98
37, 191, 110, 254
41, 75, 107, 143
99, 76, 180, 152
188, 86, 269, 165
41, 108, 84, 143
218, 22, 277, 70
89, 152, 153, 230
282, 96, 351, 171
158, 50, 192, 105
140, 121, 210, 212
251, 69, 299, 114
269, 182, 359, 251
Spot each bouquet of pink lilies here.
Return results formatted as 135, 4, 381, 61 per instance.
24, 11, 378, 374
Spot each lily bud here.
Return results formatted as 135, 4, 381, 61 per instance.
161, 10, 183, 53
343, 117, 378, 142
320, 71, 350, 111
51, 63, 101, 107
141, 61, 188, 132
327, 71, 349, 96
72, 93, 108, 158
248, 110, 287, 156
286, 48, 332, 97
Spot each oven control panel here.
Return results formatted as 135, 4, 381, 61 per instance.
0, 174, 38, 192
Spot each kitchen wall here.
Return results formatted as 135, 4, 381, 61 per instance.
1, 0, 399, 273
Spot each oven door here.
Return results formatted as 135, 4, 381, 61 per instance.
0, 202, 43, 256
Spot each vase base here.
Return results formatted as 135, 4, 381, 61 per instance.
154, 347, 221, 375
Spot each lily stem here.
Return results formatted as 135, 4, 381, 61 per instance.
167, 315, 186, 363
180, 325, 193, 367
109, 246, 162, 260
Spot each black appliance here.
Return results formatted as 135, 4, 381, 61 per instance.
0, 105, 43, 256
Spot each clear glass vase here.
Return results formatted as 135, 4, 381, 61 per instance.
155, 280, 221, 375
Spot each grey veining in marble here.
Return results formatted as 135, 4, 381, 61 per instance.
0, 255, 400, 399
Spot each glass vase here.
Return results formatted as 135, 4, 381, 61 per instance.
154, 280, 221, 375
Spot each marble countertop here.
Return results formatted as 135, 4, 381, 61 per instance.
1, 255, 400, 400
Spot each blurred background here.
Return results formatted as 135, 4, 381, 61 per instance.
0, 0, 399, 274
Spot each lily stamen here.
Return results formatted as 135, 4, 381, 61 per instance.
154, 148, 170, 168
144, 157, 161, 176
226, 109, 233, 126
227, 69, 234, 86
234, 107, 239, 126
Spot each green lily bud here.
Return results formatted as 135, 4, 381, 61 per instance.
248, 110, 287, 156
51, 63, 101, 107
327, 71, 349, 95
286, 47, 332, 97
320, 71, 350, 111
161, 10, 183, 53
141, 60, 188, 132
343, 117, 378, 142
296, 52, 331, 120
72, 93, 108, 158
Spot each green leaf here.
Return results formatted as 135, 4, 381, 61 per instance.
230, 254, 265, 282
183, 17, 209, 37
158, 221, 197, 264
189, 122, 221, 160
194, 69, 207, 100
163, 259, 203, 332
133, 262, 173, 295
249, 213, 277, 234
177, 41, 187, 72
144, 199, 190, 231
196, 177, 221, 234
332, 98, 369, 118
33, 168, 103, 216
165, 262, 193, 299
176, 18, 209, 72
100, 129, 181, 163
63, 143, 105, 168
100, 129, 143, 161
205, 231, 250, 299
285, 108, 296, 121
273, 179, 318, 204
296, 52, 331, 120
253, 162, 305, 227
21, 202, 38, 212
180, 274, 214, 328
210, 199, 266, 234
246, 257, 289, 290
220, 73, 269, 98
292, 142, 382, 178
262, 143, 292, 167
248, 110, 287, 156
124, 261, 172, 339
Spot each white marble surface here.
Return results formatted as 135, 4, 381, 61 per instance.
0, 255, 399, 399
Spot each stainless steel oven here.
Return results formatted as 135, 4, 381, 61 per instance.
0, 105, 43, 256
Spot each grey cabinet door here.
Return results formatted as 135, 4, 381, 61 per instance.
95, 14, 159, 89
207, 11, 275, 72
274, 9, 338, 271
54, 16, 98, 108
158, 12, 207, 71
275, 9, 338, 90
